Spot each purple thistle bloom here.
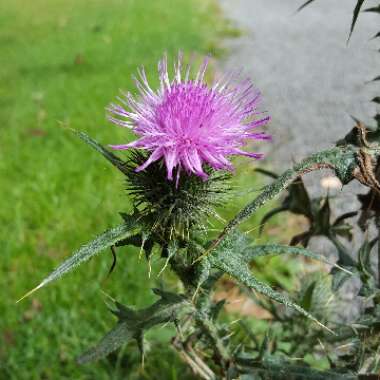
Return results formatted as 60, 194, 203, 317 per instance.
108, 53, 271, 182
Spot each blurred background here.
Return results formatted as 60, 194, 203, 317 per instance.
1, 0, 378, 379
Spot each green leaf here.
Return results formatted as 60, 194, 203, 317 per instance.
78, 289, 192, 364
17, 223, 139, 302
243, 244, 351, 274
78, 320, 134, 364
372, 96, 380, 104
209, 250, 333, 333
348, 0, 366, 41
71, 129, 128, 174
239, 354, 358, 379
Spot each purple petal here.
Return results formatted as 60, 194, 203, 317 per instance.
135, 148, 164, 172
164, 148, 178, 180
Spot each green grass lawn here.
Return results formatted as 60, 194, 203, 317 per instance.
0, 1, 297, 378
0, 1, 228, 378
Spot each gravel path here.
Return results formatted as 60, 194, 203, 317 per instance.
218, 1, 380, 318
219, 0, 380, 168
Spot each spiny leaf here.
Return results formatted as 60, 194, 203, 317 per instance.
17, 223, 139, 302
210, 146, 357, 254
296, 0, 317, 12
348, 0, 366, 41
209, 252, 334, 333
71, 129, 127, 174
78, 321, 134, 364
78, 289, 191, 364
238, 355, 358, 379
243, 244, 352, 274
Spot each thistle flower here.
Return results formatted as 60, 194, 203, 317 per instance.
108, 53, 270, 182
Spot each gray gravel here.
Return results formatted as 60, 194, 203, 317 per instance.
219, 0, 380, 167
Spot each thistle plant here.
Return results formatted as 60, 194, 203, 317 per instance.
18, 2, 380, 377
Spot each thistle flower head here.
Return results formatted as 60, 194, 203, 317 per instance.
108, 53, 270, 182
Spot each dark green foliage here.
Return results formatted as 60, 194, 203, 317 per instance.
258, 172, 357, 265
208, 233, 333, 332
239, 355, 357, 380
329, 303, 380, 373
17, 222, 140, 302
78, 289, 192, 364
